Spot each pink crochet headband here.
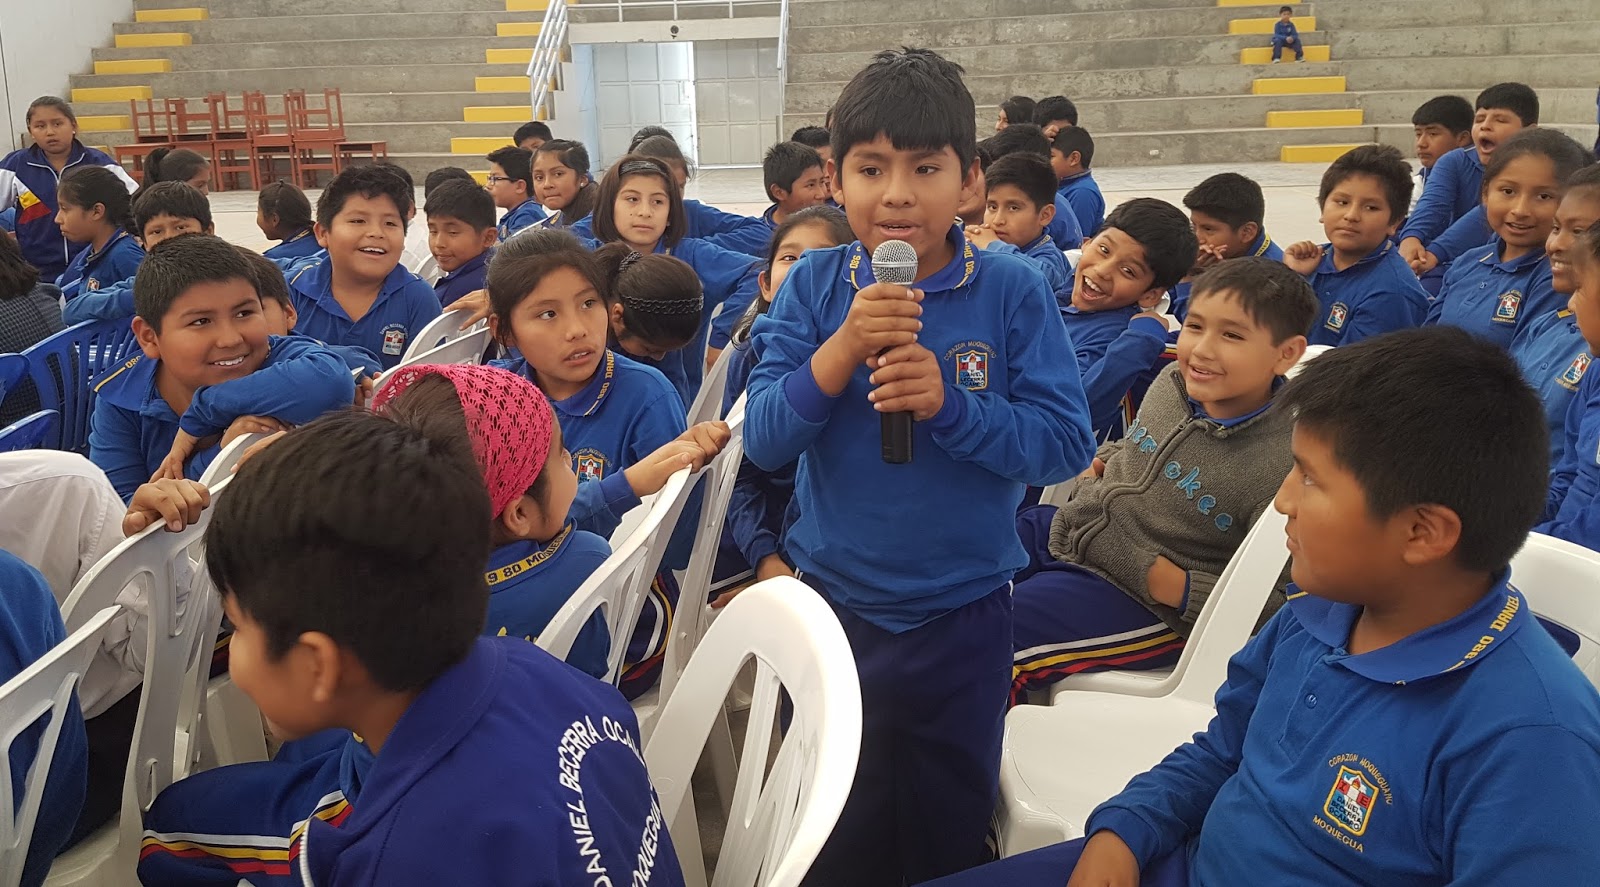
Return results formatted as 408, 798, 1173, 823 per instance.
372, 363, 555, 517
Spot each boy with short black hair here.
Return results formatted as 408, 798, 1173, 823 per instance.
745, 46, 1096, 886
707, 141, 829, 257
284, 164, 442, 369
1399, 83, 1540, 285
424, 178, 498, 307
997, 94, 1036, 131
1011, 258, 1314, 700
1411, 94, 1474, 183
243, 246, 383, 378
1284, 145, 1429, 346
63, 181, 214, 324
934, 326, 1600, 886
88, 234, 355, 500
423, 166, 476, 197
1033, 94, 1078, 137
137, 408, 684, 887
1175, 172, 1283, 320
1271, 5, 1304, 63
790, 124, 833, 183
986, 123, 1085, 249
966, 153, 1068, 294
513, 120, 552, 152
485, 145, 547, 240
1052, 127, 1104, 236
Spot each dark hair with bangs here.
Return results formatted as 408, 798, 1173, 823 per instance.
592, 154, 687, 249
1481, 129, 1594, 196
830, 47, 977, 172
1188, 257, 1318, 343
486, 227, 608, 347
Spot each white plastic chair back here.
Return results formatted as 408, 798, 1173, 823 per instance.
645, 577, 861, 887
1286, 344, 1332, 379
688, 346, 735, 427
539, 467, 698, 685
402, 307, 482, 362
53, 478, 234, 883
373, 326, 494, 398
0, 607, 116, 887
197, 432, 268, 487
1511, 533, 1600, 685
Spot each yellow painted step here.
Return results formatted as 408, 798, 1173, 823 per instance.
487, 48, 534, 64
1218, 0, 1285, 5
1267, 108, 1363, 128
1281, 143, 1367, 163
1252, 75, 1346, 95
507, 0, 550, 9
464, 105, 538, 123
1229, 15, 1314, 34
497, 22, 543, 37
470, 170, 492, 184
451, 136, 515, 155
71, 85, 153, 103
476, 75, 532, 92
93, 58, 172, 75
77, 115, 133, 132
114, 32, 192, 47
1241, 44, 1330, 64
134, 7, 208, 21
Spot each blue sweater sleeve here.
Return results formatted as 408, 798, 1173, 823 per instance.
1081, 317, 1169, 435
178, 337, 357, 436
1543, 388, 1586, 521
1425, 255, 1476, 326
1341, 284, 1425, 346
569, 472, 642, 539
61, 275, 134, 324
705, 221, 775, 258
1082, 609, 1282, 866
925, 269, 1096, 485
743, 256, 839, 471
686, 200, 760, 239
88, 399, 149, 503
681, 238, 760, 314
1428, 205, 1493, 264
709, 273, 761, 351
1399, 151, 1467, 246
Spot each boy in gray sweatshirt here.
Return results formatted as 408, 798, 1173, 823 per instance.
1011, 258, 1317, 702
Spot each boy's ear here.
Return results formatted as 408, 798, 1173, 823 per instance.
768, 183, 788, 205
1238, 221, 1261, 245
1068, 150, 1083, 169
1037, 201, 1056, 227
478, 226, 499, 251
313, 222, 330, 249
133, 315, 161, 359
297, 631, 346, 705
1136, 287, 1166, 309
1454, 131, 1473, 148
961, 156, 981, 195
1271, 334, 1308, 376
1397, 503, 1465, 569
203, 223, 216, 236
824, 157, 841, 201
281, 299, 299, 332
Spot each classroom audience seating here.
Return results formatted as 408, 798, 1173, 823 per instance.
19, 320, 139, 455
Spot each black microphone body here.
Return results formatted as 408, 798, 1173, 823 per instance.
871, 240, 918, 464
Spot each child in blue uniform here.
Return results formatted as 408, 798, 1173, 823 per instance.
485, 145, 546, 240
1426, 129, 1591, 348
1540, 226, 1600, 549
631, 133, 769, 242
137, 409, 683, 887
423, 179, 497, 308
1411, 94, 1474, 188
89, 235, 355, 500
712, 206, 853, 597
1284, 145, 1429, 347
743, 48, 1097, 886
283, 165, 441, 369
531, 139, 599, 232
1399, 83, 1539, 289
593, 242, 706, 408
1051, 127, 1105, 236
1010, 259, 1314, 702
1269, 5, 1303, 62
983, 123, 1088, 250
1512, 165, 1600, 465
930, 327, 1600, 887
0, 96, 136, 284
1174, 172, 1283, 320
243, 247, 384, 380
965, 153, 1070, 295
52, 166, 143, 303
707, 140, 830, 257
590, 153, 760, 402
63, 181, 212, 324
257, 180, 318, 261
485, 228, 730, 698
1064, 199, 1198, 440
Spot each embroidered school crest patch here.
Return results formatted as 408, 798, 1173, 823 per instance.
575, 450, 607, 482
381, 323, 408, 356
1559, 353, 1591, 391
1493, 291, 1522, 324
1324, 766, 1375, 836
956, 349, 988, 391
87, 277, 101, 292
1325, 302, 1348, 332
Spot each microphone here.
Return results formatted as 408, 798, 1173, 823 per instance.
871, 240, 918, 464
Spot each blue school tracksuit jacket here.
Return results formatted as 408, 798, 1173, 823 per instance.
1513, 309, 1591, 466
87, 336, 355, 501
1169, 231, 1283, 321
1062, 304, 1170, 441
0, 550, 86, 887
286, 257, 442, 370
1084, 578, 1600, 885
485, 524, 613, 680
744, 228, 1097, 631
640, 237, 760, 403
1058, 171, 1106, 239
684, 198, 765, 241
987, 234, 1070, 295
1048, 193, 1087, 249
0, 141, 135, 284
497, 198, 547, 241
704, 203, 778, 257
56, 229, 143, 304
262, 228, 320, 262
1399, 146, 1484, 251
1540, 364, 1600, 548
432, 250, 489, 308
1302, 241, 1430, 347
717, 339, 798, 580
1426, 242, 1559, 349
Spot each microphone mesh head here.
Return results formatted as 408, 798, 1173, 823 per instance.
871, 239, 920, 286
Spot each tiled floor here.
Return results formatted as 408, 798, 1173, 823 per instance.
208, 161, 1331, 253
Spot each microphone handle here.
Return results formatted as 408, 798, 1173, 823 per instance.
881, 409, 913, 464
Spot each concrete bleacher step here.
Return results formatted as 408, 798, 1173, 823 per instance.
114, 11, 542, 43
1227, 15, 1314, 35
1241, 44, 1330, 64
73, 62, 529, 96
92, 36, 536, 69
93, 59, 172, 75
113, 32, 191, 47
134, 0, 511, 14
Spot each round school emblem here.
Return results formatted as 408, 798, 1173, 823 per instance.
1323, 766, 1376, 836
1325, 302, 1349, 332
574, 448, 607, 482
380, 323, 408, 356
1493, 290, 1522, 324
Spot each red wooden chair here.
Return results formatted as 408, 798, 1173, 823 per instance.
205, 93, 256, 191
114, 99, 173, 183
288, 89, 343, 188
244, 91, 294, 185
163, 98, 219, 184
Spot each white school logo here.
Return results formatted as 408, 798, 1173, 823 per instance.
381, 323, 408, 356
1493, 291, 1522, 324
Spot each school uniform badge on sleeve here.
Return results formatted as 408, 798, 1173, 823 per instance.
575, 449, 607, 482
1493, 290, 1523, 324
381, 323, 408, 356
1325, 302, 1348, 332
1558, 353, 1591, 391
1324, 766, 1376, 836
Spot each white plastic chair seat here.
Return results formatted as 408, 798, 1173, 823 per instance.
996, 694, 1213, 858
372, 326, 493, 398
1509, 533, 1600, 685
1046, 664, 1174, 703
401, 306, 483, 362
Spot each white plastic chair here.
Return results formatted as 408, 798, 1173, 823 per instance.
196, 432, 268, 487
688, 346, 736, 427
49, 478, 236, 886
1286, 344, 1332, 379
645, 577, 861, 887
402, 307, 482, 363
372, 326, 494, 398
0, 606, 116, 887
995, 508, 1289, 857
1510, 533, 1600, 685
